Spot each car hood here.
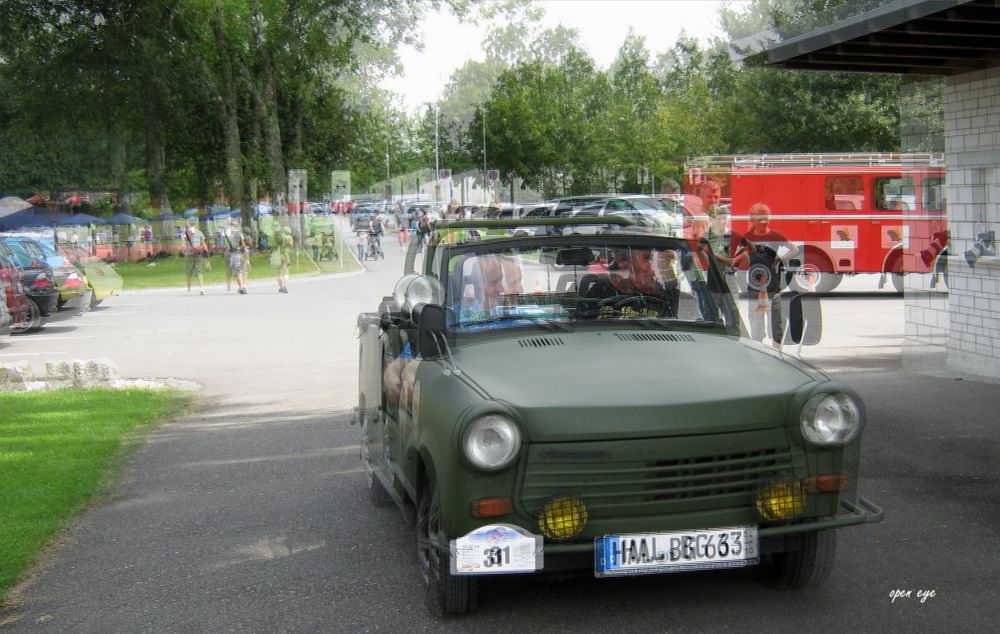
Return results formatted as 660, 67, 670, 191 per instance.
451, 330, 823, 442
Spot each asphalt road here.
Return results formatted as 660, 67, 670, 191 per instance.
1, 240, 997, 632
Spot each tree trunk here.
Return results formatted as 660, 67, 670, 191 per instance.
212, 11, 246, 221
109, 125, 129, 212
145, 114, 167, 213
261, 48, 286, 207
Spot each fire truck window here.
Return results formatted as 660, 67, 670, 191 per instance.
874, 177, 915, 211
825, 176, 864, 211
922, 177, 945, 211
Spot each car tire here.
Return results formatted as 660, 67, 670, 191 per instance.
417, 480, 479, 616
11, 298, 43, 334
769, 530, 836, 589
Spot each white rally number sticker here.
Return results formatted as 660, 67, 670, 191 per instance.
450, 524, 543, 575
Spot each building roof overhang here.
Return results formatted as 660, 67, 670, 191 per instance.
764, 0, 1000, 76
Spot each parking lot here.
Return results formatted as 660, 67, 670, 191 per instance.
1, 246, 997, 632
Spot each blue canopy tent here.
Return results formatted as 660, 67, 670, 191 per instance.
107, 212, 148, 226
0, 206, 68, 231
53, 212, 106, 226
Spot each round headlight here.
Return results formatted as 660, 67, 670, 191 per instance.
392, 274, 420, 307
800, 393, 862, 445
463, 415, 521, 471
405, 276, 440, 307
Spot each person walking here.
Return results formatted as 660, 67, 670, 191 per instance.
273, 225, 294, 294
223, 218, 248, 294
183, 218, 209, 295
371, 212, 384, 252
355, 229, 366, 261
416, 210, 431, 254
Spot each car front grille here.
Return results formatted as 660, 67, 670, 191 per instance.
519, 430, 792, 520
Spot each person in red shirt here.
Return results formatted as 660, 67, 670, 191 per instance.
731, 203, 798, 346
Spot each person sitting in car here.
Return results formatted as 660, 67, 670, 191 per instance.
581, 247, 679, 318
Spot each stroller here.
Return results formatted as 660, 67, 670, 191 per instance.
365, 230, 384, 260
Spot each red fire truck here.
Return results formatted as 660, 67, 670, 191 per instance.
684, 153, 948, 293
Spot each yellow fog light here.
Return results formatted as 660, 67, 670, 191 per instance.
755, 481, 807, 521
538, 496, 588, 540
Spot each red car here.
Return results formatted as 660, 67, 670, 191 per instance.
0, 249, 30, 333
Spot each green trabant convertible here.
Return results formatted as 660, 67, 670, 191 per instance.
355, 217, 881, 615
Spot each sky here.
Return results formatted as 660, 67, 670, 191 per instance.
381, 0, 735, 112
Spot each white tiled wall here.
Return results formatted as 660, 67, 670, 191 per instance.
937, 69, 1000, 376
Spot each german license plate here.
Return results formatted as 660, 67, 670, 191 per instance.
594, 526, 758, 577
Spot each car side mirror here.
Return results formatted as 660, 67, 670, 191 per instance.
413, 303, 447, 359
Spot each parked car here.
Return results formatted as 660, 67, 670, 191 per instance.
0, 240, 58, 333
356, 215, 880, 615
400, 201, 434, 221
509, 198, 593, 236
1, 236, 91, 314
567, 196, 683, 236
0, 248, 30, 333
352, 212, 373, 232
57, 243, 124, 307
0, 292, 9, 338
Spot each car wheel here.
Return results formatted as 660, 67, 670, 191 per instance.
416, 480, 479, 616
769, 530, 836, 589
11, 298, 43, 334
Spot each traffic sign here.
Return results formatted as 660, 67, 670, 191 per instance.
331, 170, 351, 201
288, 169, 308, 204
438, 169, 452, 180
487, 169, 500, 182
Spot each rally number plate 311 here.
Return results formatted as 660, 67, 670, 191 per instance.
594, 526, 758, 577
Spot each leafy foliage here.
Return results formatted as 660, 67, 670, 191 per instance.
0, 0, 912, 208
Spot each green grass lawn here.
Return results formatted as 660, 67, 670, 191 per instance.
0, 389, 194, 601
114, 249, 359, 289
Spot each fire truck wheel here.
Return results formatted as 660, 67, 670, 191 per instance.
890, 272, 904, 293
787, 263, 840, 294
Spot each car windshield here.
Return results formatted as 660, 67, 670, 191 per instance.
28, 238, 69, 267
628, 197, 662, 212
440, 236, 737, 333
3, 240, 48, 268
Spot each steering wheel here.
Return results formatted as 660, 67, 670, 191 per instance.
598, 294, 671, 317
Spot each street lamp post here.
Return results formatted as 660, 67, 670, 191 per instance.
434, 105, 440, 208
482, 107, 487, 203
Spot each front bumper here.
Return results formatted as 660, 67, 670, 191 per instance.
448, 496, 882, 574
52, 288, 92, 317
